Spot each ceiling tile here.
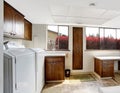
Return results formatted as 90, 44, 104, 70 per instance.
66, 17, 108, 24
52, 16, 68, 23
68, 6, 106, 18
50, 5, 69, 16
100, 10, 120, 19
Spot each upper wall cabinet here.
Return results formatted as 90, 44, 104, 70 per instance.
24, 19, 32, 40
4, 1, 24, 38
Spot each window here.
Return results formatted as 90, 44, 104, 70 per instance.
117, 29, 120, 49
86, 27, 100, 49
104, 28, 116, 49
47, 25, 69, 50
86, 27, 119, 50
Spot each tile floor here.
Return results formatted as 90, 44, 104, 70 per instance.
42, 73, 120, 93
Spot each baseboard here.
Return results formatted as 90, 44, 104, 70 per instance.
93, 72, 101, 79
114, 70, 120, 73
70, 71, 94, 75
93, 72, 112, 80
45, 80, 64, 83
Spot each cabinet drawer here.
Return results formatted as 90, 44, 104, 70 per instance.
45, 56, 64, 63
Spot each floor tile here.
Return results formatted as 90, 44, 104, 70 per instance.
42, 73, 120, 93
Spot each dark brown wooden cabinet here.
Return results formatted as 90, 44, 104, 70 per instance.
4, 1, 24, 38
73, 27, 83, 69
24, 19, 32, 40
118, 61, 120, 70
45, 56, 65, 82
14, 10, 24, 38
4, 2, 13, 34
94, 58, 114, 77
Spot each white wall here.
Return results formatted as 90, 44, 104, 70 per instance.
4, 37, 23, 45
4, 23, 120, 74
46, 25, 120, 74
0, 0, 3, 93
4, 24, 47, 49
68, 25, 120, 74
22, 24, 47, 49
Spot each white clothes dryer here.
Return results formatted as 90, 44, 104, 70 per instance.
30, 48, 45, 93
4, 48, 35, 93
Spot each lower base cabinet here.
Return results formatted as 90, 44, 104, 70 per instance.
45, 56, 65, 82
94, 58, 114, 77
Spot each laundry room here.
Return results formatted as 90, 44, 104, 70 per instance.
2, 0, 120, 93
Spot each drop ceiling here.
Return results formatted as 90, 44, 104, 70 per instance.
5, 0, 120, 25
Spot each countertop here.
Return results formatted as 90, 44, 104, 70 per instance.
44, 51, 67, 56
95, 56, 120, 60
45, 53, 66, 56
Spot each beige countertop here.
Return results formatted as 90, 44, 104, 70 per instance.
44, 51, 67, 56
95, 56, 120, 60
45, 53, 66, 56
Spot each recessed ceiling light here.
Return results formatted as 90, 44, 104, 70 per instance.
89, 3, 96, 7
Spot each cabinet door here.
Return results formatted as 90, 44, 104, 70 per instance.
24, 19, 32, 40
4, 2, 13, 34
45, 61, 54, 81
102, 61, 114, 77
94, 58, 103, 76
73, 27, 83, 69
118, 61, 120, 70
54, 57, 65, 80
45, 56, 65, 82
14, 10, 24, 38
4, 1, 24, 38
54, 57, 64, 80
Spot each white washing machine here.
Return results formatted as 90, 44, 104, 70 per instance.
30, 48, 45, 93
4, 48, 35, 93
